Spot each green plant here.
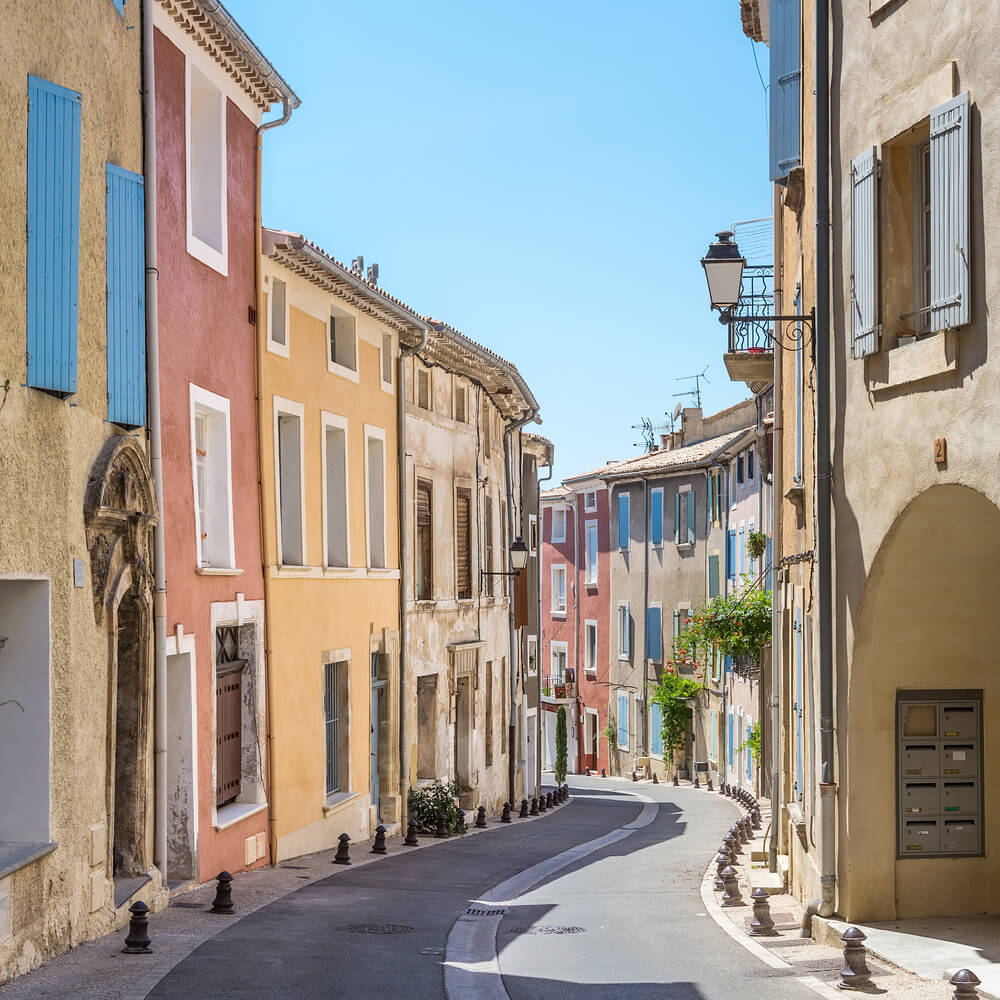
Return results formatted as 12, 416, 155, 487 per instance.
542, 686, 552, 698
748, 530, 768, 561
737, 720, 763, 767
673, 583, 772, 667
602, 720, 617, 745
407, 779, 464, 835
554, 706, 568, 784
651, 672, 703, 757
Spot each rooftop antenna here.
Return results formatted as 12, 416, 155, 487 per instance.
674, 366, 710, 409
631, 417, 655, 452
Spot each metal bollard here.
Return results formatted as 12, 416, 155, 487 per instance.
519, 798, 529, 818
735, 820, 749, 846
550, 790, 560, 807
210, 871, 234, 913
951, 970, 982, 999
722, 782, 730, 796
672, 772, 679, 787
722, 833, 738, 859
371, 824, 388, 854
707, 778, 714, 791
530, 796, 539, 815
539, 793, 548, 812
334, 832, 352, 864
435, 812, 449, 838
721, 866, 744, 907
404, 818, 419, 846
751, 806, 762, 829
122, 900, 152, 954
632, 770, 638, 782
563, 784, 570, 801
475, 806, 487, 828
719, 781, 727, 795
838, 926, 873, 991
546, 792, 554, 809
741, 817, 753, 841
501, 802, 512, 823
693, 773, 700, 789
718, 840, 735, 865
714, 852, 729, 891
749, 888, 777, 936
652, 772, 659, 784
601, 768, 606, 777
728, 827, 744, 854
457, 810, 467, 834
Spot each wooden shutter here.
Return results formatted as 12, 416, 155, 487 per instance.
646, 606, 662, 662
106, 164, 146, 428
416, 479, 433, 599
27, 76, 81, 395
726, 530, 736, 578
651, 491, 663, 545
687, 490, 696, 545
709, 554, 720, 598
456, 487, 471, 600
930, 92, 970, 331
673, 493, 680, 545
271, 277, 286, 345
650, 702, 663, 757
417, 479, 432, 526
618, 693, 629, 748
216, 663, 244, 806
769, 0, 802, 181
618, 493, 629, 549
850, 146, 880, 358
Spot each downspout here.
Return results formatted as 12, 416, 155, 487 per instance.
815, 0, 836, 918
641, 478, 649, 759
397, 332, 428, 823
254, 98, 294, 863
536, 459, 553, 794
142, 0, 168, 878
504, 409, 539, 804
721, 464, 729, 788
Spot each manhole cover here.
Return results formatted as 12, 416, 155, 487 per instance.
505, 925, 586, 936
338, 924, 415, 935
465, 906, 508, 917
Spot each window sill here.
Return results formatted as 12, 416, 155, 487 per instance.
584, 670, 597, 680
266, 337, 290, 359
872, 328, 959, 392
550, 611, 567, 619
618, 654, 630, 662
784, 482, 805, 507
196, 566, 244, 577
323, 566, 366, 579
584, 581, 598, 590
214, 801, 267, 832
367, 568, 401, 580
0, 842, 57, 881
327, 361, 360, 384
323, 791, 363, 817
676, 542, 694, 550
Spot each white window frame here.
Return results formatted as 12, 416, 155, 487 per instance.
321, 411, 351, 569
379, 331, 394, 393
550, 641, 568, 683
583, 489, 597, 512
264, 272, 290, 358
617, 692, 630, 750
527, 635, 538, 675
584, 620, 598, 674
327, 307, 360, 383
551, 506, 567, 543
617, 601, 631, 660
184, 58, 228, 276
650, 486, 664, 548
364, 424, 388, 569
550, 564, 567, 616
273, 396, 306, 568
528, 514, 538, 555
189, 383, 236, 570
584, 520, 598, 585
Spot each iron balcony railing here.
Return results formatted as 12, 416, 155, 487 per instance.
728, 265, 775, 354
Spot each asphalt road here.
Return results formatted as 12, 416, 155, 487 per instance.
148, 777, 818, 999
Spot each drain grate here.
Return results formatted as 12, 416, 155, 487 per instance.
338, 924, 415, 935
505, 925, 586, 936
464, 906, 508, 917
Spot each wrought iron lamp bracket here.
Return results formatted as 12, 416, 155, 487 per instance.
720, 306, 815, 353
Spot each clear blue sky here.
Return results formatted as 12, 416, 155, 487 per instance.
232, 0, 771, 481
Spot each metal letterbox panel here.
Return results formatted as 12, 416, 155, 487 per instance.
940, 703, 978, 740
901, 781, 939, 817
900, 702, 938, 738
941, 743, 978, 777
902, 819, 940, 854
901, 743, 939, 777
942, 819, 979, 855
942, 780, 978, 816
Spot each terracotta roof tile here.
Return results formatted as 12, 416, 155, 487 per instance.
600, 427, 754, 479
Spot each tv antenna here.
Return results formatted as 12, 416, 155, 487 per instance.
674, 366, 710, 409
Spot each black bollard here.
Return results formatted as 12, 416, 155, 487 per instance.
728, 827, 744, 854
718, 840, 735, 865
838, 926, 873, 991
600, 767, 606, 778
564, 784, 571, 800
519, 798, 529, 818
334, 832, 352, 864
475, 805, 487, 828
530, 796, 539, 815
457, 809, 467, 834
546, 792, 555, 809
751, 806, 762, 829
501, 802, 512, 823
672, 771, 679, 787
210, 871, 234, 914
951, 970, 983, 999
749, 888, 777, 936
122, 900, 153, 954
652, 772, 659, 784
632, 770, 638, 782
718, 781, 726, 795
404, 818, 419, 846
714, 852, 729, 891
707, 777, 714, 791
371, 824, 388, 854
693, 773, 700, 789
721, 866, 744, 907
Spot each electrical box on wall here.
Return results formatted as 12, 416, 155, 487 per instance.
898, 692, 983, 858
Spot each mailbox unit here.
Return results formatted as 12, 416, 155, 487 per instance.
897, 692, 982, 858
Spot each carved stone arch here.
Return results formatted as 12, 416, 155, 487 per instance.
84, 435, 158, 626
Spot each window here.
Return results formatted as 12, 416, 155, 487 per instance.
274, 399, 305, 566
583, 490, 597, 512
215, 627, 248, 808
769, 0, 801, 182
674, 489, 695, 546
365, 427, 387, 569
484, 496, 494, 598
267, 275, 288, 354
552, 507, 566, 543
527, 635, 537, 675
528, 514, 538, 555
191, 385, 235, 569
617, 602, 631, 659
500, 499, 508, 598
617, 492, 630, 550
484, 404, 491, 459
710, 709, 718, 762
710, 471, 722, 524
736, 456, 745, 485
650, 487, 664, 547
709, 553, 720, 598
454, 384, 467, 423
328, 309, 358, 376
416, 479, 433, 600
739, 524, 746, 575
417, 367, 431, 410
650, 702, 663, 758
380, 332, 393, 389
673, 608, 692, 662
710, 645, 723, 684
485, 661, 493, 765
727, 530, 737, 580
27, 76, 81, 395
324, 660, 349, 796
584, 621, 598, 674
585, 521, 598, 585
646, 605, 662, 662
186, 61, 227, 273
455, 486, 472, 599
747, 448, 755, 482
617, 692, 629, 750
322, 413, 349, 568
549, 644, 568, 690
551, 564, 567, 615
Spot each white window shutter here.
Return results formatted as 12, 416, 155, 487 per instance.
930, 91, 970, 331
850, 146, 879, 358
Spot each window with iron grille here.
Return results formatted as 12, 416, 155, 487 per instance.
456, 487, 472, 599
416, 479, 433, 599
215, 625, 245, 808
324, 660, 349, 796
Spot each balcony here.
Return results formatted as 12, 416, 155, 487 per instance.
724, 265, 775, 389
541, 669, 576, 702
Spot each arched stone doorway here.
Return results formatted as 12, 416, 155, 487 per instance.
844, 484, 1000, 921
84, 436, 158, 893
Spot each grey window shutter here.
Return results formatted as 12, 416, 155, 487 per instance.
769, 0, 802, 181
687, 490, 696, 544
930, 91, 970, 331
673, 493, 680, 545
850, 146, 880, 358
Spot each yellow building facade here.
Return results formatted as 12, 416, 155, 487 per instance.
259, 230, 428, 859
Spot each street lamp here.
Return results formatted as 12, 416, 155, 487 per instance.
481, 536, 529, 587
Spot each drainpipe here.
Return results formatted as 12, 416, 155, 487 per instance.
504, 409, 539, 804
254, 99, 294, 864
815, 0, 836, 917
397, 332, 428, 823
141, 0, 168, 879
536, 459, 553, 794
641, 478, 649, 759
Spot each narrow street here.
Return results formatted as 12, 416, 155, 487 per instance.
145, 778, 817, 1000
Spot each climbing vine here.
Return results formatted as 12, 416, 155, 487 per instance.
674, 581, 772, 668
651, 673, 703, 757
736, 720, 763, 767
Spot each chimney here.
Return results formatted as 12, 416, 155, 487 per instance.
681, 407, 704, 446
351, 255, 364, 276
366, 263, 379, 286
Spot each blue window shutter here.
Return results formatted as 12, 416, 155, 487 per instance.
709, 554, 720, 598
930, 92, 970, 331
687, 490, 696, 544
646, 606, 662, 662
618, 694, 629, 749
747, 724, 753, 780
739, 526, 745, 574
651, 493, 662, 546
769, 0, 801, 181
650, 703, 663, 758
113, 0, 125, 13
728, 714, 734, 768
27, 76, 81, 395
106, 164, 146, 427
618, 493, 629, 549
727, 530, 736, 578
673, 493, 680, 544
850, 146, 879, 358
